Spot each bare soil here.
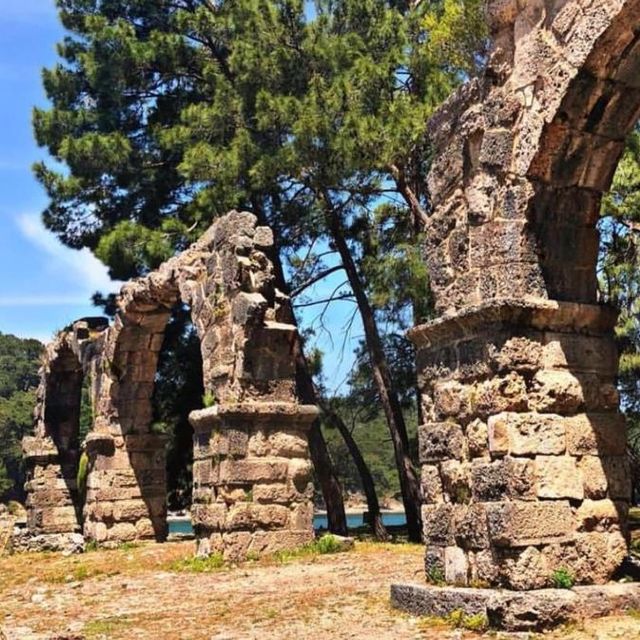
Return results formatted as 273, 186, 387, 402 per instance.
0, 541, 639, 639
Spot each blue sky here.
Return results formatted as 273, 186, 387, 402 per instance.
0, 1, 360, 389
0, 1, 120, 344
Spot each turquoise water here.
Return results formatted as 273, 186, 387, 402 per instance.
168, 511, 406, 535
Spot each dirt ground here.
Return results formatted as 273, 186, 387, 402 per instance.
0, 541, 639, 640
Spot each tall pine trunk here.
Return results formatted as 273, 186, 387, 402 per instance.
256, 206, 348, 536
325, 202, 423, 542
321, 403, 389, 540
293, 347, 348, 536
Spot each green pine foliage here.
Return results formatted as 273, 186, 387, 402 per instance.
599, 126, 640, 495
0, 333, 42, 502
33, 1, 486, 512
35, 0, 486, 281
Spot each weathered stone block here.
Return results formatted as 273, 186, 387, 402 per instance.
247, 530, 314, 557
576, 499, 622, 532
487, 414, 509, 456
219, 459, 289, 485
466, 419, 489, 458
494, 335, 542, 373
252, 481, 312, 505
106, 522, 137, 542
578, 455, 608, 499
499, 545, 550, 591
440, 460, 471, 503
566, 413, 627, 456
535, 455, 583, 500
541, 333, 618, 375
288, 502, 314, 530
422, 504, 455, 545
487, 589, 577, 631
487, 501, 574, 547
420, 465, 444, 504
419, 422, 465, 462
454, 504, 490, 550
226, 504, 290, 531
135, 517, 156, 539
601, 456, 631, 500
287, 458, 313, 490
472, 458, 535, 501
474, 373, 529, 417
433, 381, 469, 418
489, 412, 566, 456
444, 545, 469, 585
529, 370, 584, 414
192, 503, 228, 529
471, 460, 507, 501
268, 431, 308, 458
479, 128, 514, 167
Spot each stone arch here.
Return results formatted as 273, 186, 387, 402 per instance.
20, 318, 107, 551
410, 0, 640, 591
78, 211, 316, 556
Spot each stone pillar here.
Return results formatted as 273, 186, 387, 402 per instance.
20, 332, 85, 550
189, 402, 317, 561
83, 432, 168, 546
22, 437, 82, 541
411, 300, 630, 590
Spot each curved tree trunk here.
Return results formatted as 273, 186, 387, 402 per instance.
295, 354, 348, 536
255, 205, 348, 536
324, 200, 423, 542
321, 403, 389, 540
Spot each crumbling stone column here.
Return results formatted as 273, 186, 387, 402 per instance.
20, 319, 107, 552
190, 402, 317, 560
411, 300, 629, 590
404, 0, 640, 593
82, 309, 171, 546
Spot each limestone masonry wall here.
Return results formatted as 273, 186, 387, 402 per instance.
413, 0, 640, 589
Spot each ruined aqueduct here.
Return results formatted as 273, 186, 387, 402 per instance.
18, 0, 640, 598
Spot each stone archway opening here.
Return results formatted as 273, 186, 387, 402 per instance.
152, 304, 204, 516
19, 318, 108, 552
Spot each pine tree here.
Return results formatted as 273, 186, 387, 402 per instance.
35, 0, 486, 537
599, 126, 640, 498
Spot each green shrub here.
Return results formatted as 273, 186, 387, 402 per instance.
425, 565, 445, 585
170, 552, 225, 573
315, 534, 343, 554
76, 451, 89, 508
85, 540, 99, 552
274, 534, 349, 563
551, 568, 575, 589
202, 392, 217, 408
7, 500, 23, 516
446, 609, 489, 632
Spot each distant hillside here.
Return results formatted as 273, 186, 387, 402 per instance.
0, 332, 42, 502
320, 403, 418, 503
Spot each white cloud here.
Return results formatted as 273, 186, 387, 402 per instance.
0, 158, 30, 172
0, 295, 91, 307
15, 213, 122, 298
